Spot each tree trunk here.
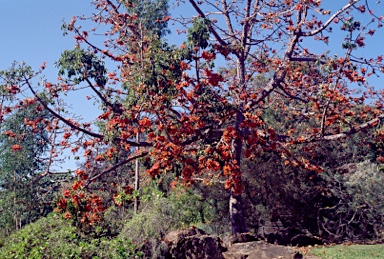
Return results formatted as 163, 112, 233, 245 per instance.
230, 190, 247, 234
230, 109, 247, 234
134, 132, 140, 214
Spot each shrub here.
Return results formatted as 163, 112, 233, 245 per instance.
319, 161, 384, 242
119, 184, 212, 242
0, 213, 142, 259
118, 182, 223, 258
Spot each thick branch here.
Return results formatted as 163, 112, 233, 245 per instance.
188, 0, 228, 46
240, 0, 253, 57
221, 0, 236, 44
251, 114, 384, 144
322, 114, 384, 141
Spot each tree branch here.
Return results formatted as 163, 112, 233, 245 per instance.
294, 114, 384, 144
25, 78, 151, 147
25, 78, 105, 139
188, 0, 228, 46
302, 0, 359, 37
85, 150, 149, 186
84, 77, 122, 114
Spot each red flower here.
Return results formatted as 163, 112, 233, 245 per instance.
72, 195, 80, 207
75, 170, 88, 180
63, 211, 72, 219
63, 189, 71, 197
57, 198, 67, 210
4, 131, 16, 138
202, 51, 216, 61
72, 180, 84, 191
95, 155, 105, 162
124, 185, 134, 194
12, 144, 22, 152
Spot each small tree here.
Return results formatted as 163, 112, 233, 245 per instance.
0, 97, 55, 234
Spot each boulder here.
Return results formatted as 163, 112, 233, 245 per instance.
164, 227, 206, 246
164, 227, 225, 259
163, 228, 313, 259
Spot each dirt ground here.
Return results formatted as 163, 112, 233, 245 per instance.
222, 241, 321, 259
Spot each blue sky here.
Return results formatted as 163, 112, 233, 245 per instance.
0, 1, 94, 78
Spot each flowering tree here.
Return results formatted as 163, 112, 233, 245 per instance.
1, 0, 384, 233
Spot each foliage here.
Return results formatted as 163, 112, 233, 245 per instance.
114, 181, 224, 258
57, 48, 107, 87
120, 0, 170, 38
0, 179, 224, 258
310, 244, 384, 259
0, 213, 143, 259
240, 101, 379, 233
119, 182, 216, 243
0, 101, 56, 235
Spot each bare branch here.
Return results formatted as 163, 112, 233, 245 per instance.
293, 114, 384, 144
25, 78, 105, 140
85, 150, 149, 186
289, 57, 325, 64
221, 0, 236, 42
302, 0, 359, 37
84, 77, 122, 114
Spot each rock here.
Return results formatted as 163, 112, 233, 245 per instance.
164, 227, 206, 246
171, 234, 225, 259
222, 232, 259, 248
139, 239, 169, 259
222, 241, 300, 259
163, 228, 313, 259
165, 227, 225, 259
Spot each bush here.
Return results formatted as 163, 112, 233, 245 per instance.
0, 213, 142, 259
118, 183, 223, 258
119, 184, 213, 242
319, 161, 384, 242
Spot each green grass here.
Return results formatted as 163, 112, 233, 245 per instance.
310, 244, 384, 259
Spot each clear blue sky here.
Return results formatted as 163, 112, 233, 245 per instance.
0, 1, 95, 79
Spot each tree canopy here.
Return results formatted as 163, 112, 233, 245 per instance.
1, 0, 384, 234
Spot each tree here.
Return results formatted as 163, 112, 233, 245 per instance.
0, 94, 56, 234
2, 0, 384, 234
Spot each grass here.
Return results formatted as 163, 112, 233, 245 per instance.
310, 244, 384, 259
